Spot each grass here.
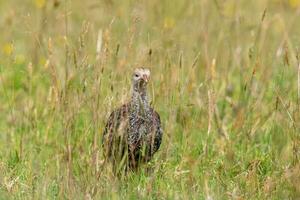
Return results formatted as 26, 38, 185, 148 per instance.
0, 0, 300, 199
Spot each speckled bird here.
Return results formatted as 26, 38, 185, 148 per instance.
102, 68, 163, 172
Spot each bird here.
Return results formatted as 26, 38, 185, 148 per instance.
102, 68, 163, 173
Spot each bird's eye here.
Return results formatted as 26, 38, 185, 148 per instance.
135, 74, 139, 78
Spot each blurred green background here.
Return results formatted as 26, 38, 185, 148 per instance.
0, 0, 300, 199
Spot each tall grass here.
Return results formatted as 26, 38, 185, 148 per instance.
0, 0, 300, 199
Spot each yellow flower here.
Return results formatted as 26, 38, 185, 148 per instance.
164, 17, 175, 30
289, 0, 300, 8
35, 0, 46, 8
39, 57, 47, 67
223, 0, 236, 17
2, 43, 14, 56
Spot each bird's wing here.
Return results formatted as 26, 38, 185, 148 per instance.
102, 104, 129, 157
149, 108, 163, 154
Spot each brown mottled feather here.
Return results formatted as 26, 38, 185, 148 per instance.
102, 103, 162, 171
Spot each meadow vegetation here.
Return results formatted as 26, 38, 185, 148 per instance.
0, 0, 300, 199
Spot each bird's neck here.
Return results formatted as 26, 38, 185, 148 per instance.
128, 85, 150, 147
130, 86, 150, 118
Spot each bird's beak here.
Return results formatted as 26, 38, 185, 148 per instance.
142, 75, 149, 83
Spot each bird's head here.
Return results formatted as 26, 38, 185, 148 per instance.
132, 68, 150, 90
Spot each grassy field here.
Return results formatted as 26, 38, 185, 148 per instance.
0, 0, 300, 199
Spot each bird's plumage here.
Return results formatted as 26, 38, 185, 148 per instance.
102, 68, 163, 172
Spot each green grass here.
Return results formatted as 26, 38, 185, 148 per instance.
1, 0, 300, 199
